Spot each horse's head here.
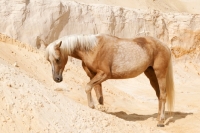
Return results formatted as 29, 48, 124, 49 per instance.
46, 41, 68, 83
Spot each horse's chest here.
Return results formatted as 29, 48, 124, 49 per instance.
111, 44, 150, 78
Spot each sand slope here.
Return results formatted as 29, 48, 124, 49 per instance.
1, 0, 200, 132
0, 41, 167, 132
1, 33, 200, 133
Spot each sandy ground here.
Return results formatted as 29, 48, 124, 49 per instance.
0, 40, 165, 133
0, 34, 200, 133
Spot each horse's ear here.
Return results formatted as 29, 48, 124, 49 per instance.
59, 41, 62, 47
54, 41, 62, 50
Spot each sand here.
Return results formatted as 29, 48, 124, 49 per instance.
0, 33, 200, 133
0, 0, 200, 132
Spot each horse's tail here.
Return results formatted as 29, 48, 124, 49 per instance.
166, 57, 175, 112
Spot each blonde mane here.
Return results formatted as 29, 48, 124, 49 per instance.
59, 34, 98, 54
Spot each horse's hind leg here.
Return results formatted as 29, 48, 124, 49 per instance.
143, 66, 166, 126
144, 67, 162, 122
144, 67, 160, 99
154, 67, 168, 127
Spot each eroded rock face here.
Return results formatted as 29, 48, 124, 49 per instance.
0, 0, 200, 61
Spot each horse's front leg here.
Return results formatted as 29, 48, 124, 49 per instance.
85, 70, 108, 109
82, 62, 104, 105
94, 84, 103, 105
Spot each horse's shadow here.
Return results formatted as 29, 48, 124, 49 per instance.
106, 111, 193, 125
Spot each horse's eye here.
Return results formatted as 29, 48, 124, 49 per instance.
55, 59, 60, 63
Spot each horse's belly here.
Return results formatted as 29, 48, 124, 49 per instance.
111, 64, 149, 79
111, 44, 151, 79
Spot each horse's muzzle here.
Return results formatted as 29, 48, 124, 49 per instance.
54, 76, 63, 83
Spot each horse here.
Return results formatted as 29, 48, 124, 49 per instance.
45, 33, 174, 127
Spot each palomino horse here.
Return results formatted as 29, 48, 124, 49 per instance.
45, 34, 174, 127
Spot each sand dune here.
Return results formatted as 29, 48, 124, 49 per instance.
0, 0, 200, 132
0, 31, 200, 133
0, 40, 165, 132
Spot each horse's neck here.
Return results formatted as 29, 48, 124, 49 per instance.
61, 44, 85, 60
70, 49, 87, 61
70, 47, 99, 62
69, 50, 81, 60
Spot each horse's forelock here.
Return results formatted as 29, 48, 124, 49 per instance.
45, 45, 50, 61
45, 43, 56, 61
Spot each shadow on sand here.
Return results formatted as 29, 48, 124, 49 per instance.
106, 111, 193, 125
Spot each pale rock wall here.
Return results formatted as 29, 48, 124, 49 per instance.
0, 0, 200, 61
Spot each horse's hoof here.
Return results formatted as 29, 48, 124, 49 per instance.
89, 103, 95, 109
157, 124, 165, 127
98, 96, 104, 105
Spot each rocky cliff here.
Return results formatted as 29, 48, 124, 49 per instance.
0, 0, 200, 62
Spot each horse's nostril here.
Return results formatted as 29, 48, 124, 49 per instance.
55, 77, 62, 82
56, 77, 60, 81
